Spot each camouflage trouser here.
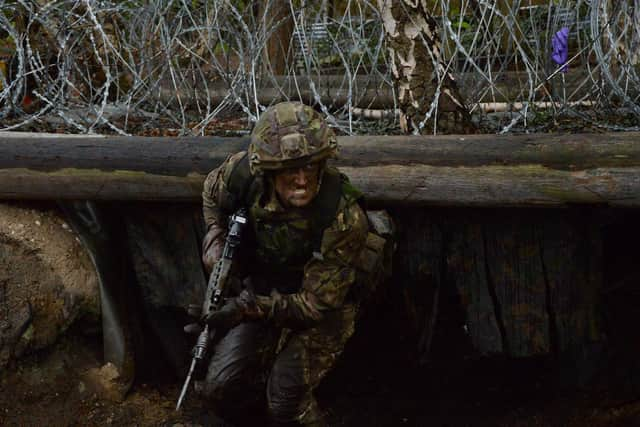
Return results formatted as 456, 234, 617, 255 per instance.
202, 304, 356, 426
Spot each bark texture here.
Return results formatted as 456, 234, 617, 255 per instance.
395, 208, 604, 361
262, 0, 294, 75
1, 133, 639, 206
376, 0, 474, 133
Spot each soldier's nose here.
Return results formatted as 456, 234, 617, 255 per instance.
293, 169, 307, 186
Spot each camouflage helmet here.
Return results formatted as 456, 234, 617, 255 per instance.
248, 102, 338, 174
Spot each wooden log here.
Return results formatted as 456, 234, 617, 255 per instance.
0, 132, 639, 206
158, 70, 603, 109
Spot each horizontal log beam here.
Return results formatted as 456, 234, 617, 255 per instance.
158, 70, 602, 109
1, 132, 639, 206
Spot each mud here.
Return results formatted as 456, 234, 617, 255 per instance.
2, 337, 640, 426
0, 202, 100, 370
3, 308, 640, 426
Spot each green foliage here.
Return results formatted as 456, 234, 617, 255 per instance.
0, 36, 15, 56
449, 7, 472, 32
214, 40, 229, 56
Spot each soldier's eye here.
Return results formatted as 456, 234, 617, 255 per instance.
304, 164, 320, 173
282, 167, 297, 175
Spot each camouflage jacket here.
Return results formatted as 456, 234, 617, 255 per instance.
202, 151, 368, 329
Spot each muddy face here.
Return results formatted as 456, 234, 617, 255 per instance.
273, 162, 321, 208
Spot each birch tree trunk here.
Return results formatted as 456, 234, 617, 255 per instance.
376, 0, 475, 134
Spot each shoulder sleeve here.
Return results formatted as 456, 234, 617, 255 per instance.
202, 151, 247, 230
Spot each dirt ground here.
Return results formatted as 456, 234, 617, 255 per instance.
3, 316, 640, 427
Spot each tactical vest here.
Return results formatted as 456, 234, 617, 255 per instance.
220, 153, 364, 293
220, 152, 394, 303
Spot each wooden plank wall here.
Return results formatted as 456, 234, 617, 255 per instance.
393, 208, 605, 360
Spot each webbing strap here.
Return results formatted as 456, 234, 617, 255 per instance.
225, 159, 354, 252
224, 152, 253, 214
310, 168, 342, 236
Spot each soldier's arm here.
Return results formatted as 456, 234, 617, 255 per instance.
201, 151, 247, 273
255, 200, 368, 328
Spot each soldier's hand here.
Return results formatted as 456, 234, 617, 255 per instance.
183, 303, 204, 334
186, 303, 201, 317
201, 290, 263, 330
183, 322, 204, 335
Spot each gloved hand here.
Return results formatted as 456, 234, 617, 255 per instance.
201, 289, 263, 331
183, 304, 204, 335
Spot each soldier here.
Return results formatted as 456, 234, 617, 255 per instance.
196, 102, 388, 426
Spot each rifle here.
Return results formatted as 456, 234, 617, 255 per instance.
176, 208, 248, 411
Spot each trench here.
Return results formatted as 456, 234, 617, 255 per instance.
4, 202, 640, 426
118, 205, 640, 419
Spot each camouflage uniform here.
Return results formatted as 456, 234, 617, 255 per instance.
199, 103, 369, 426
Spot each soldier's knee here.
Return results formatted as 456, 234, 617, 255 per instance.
267, 392, 324, 427
267, 369, 308, 423
267, 395, 304, 423
201, 368, 247, 405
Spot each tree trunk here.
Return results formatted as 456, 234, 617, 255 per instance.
261, 0, 294, 75
376, 0, 475, 134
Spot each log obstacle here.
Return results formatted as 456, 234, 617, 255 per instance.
0, 132, 639, 206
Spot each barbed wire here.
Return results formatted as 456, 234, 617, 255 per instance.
0, 0, 638, 135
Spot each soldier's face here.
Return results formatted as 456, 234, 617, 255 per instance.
274, 162, 321, 208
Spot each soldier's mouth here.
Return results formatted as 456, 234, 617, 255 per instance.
292, 189, 307, 197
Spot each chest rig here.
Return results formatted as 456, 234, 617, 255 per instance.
220, 152, 362, 292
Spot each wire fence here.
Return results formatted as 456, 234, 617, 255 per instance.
0, 0, 638, 135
